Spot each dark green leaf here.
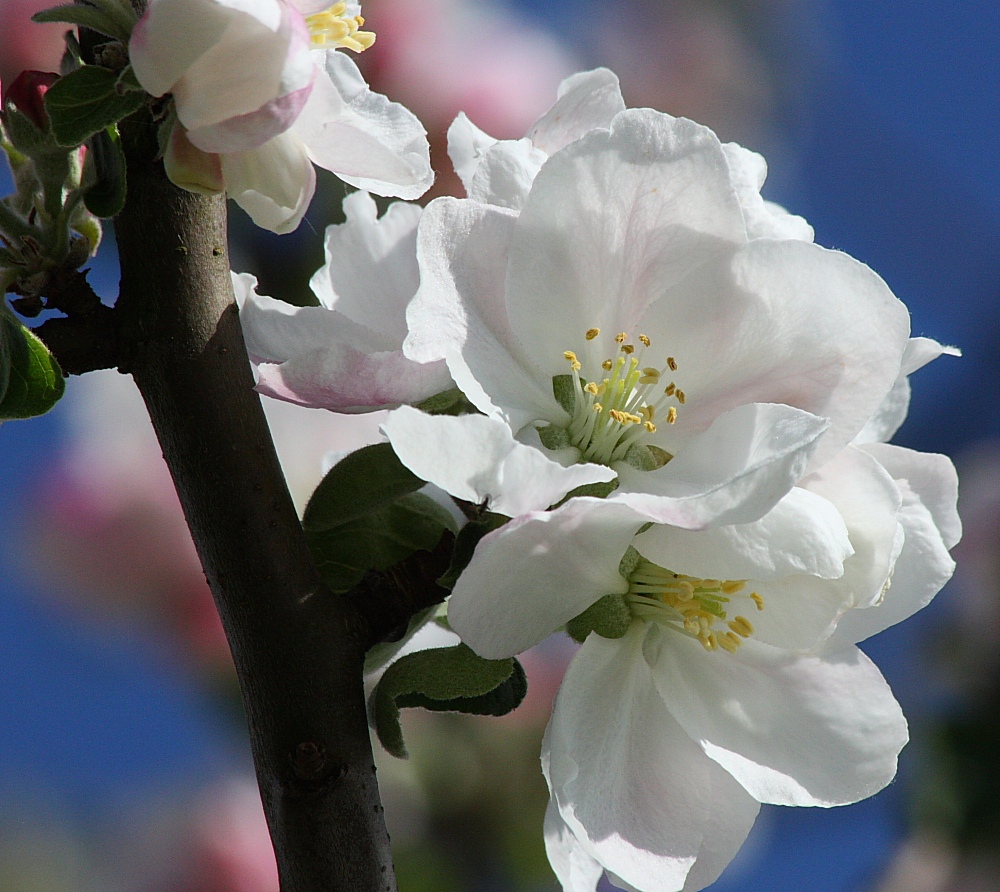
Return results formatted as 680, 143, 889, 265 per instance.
33, 3, 131, 42
307, 492, 456, 593
83, 125, 126, 217
0, 312, 65, 420
414, 387, 476, 416
436, 512, 507, 590
44, 65, 146, 147
303, 442, 424, 532
370, 644, 527, 758
565, 593, 632, 643
552, 373, 577, 415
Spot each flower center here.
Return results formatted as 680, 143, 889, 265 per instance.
554, 328, 686, 466
306, 2, 375, 52
625, 556, 764, 653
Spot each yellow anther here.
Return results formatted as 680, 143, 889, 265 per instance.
721, 580, 746, 594
586, 327, 601, 340
645, 421, 657, 433
729, 616, 754, 637
667, 406, 677, 424
704, 633, 719, 651
615, 332, 627, 344
602, 359, 613, 371
676, 389, 686, 404
667, 356, 678, 371
621, 343, 635, 355
593, 403, 603, 412
306, 2, 375, 52
750, 592, 764, 611
638, 334, 651, 347
677, 581, 695, 601
640, 368, 661, 385
564, 350, 578, 362
663, 382, 675, 396
640, 405, 653, 422
718, 632, 742, 653
584, 381, 599, 395
702, 579, 720, 589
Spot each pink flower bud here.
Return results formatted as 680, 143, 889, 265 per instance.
4, 69, 58, 131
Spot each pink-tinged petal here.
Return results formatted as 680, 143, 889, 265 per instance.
649, 633, 908, 807
544, 626, 759, 892
505, 110, 747, 380
721, 142, 814, 242
295, 51, 433, 199
827, 445, 959, 646
466, 138, 546, 210
187, 79, 313, 154
255, 347, 451, 413
447, 498, 643, 658
855, 337, 961, 444
383, 407, 616, 519
221, 130, 315, 233
799, 446, 903, 609
543, 803, 604, 892
309, 190, 421, 342
528, 68, 626, 156
287, 0, 333, 13
447, 112, 498, 194
405, 198, 555, 429
647, 239, 910, 468
634, 486, 852, 583
613, 403, 829, 529
164, 124, 224, 195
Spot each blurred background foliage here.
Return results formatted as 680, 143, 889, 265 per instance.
1, 0, 998, 889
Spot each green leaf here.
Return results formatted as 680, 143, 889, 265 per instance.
436, 512, 507, 590
536, 423, 571, 451
83, 125, 127, 217
363, 606, 439, 675
303, 442, 425, 532
307, 492, 456, 593
44, 65, 146, 148
0, 311, 65, 420
33, 0, 137, 42
370, 644, 528, 758
414, 387, 476, 416
552, 374, 577, 415
565, 593, 632, 643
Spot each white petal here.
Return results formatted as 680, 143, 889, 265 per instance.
447, 112, 498, 193
296, 51, 433, 200
634, 486, 853, 582
799, 446, 904, 609
544, 803, 604, 892
722, 142, 814, 242
467, 138, 547, 210
309, 191, 421, 344
447, 498, 643, 658
829, 445, 959, 646
405, 198, 555, 429
649, 239, 910, 468
613, 403, 829, 529
649, 634, 908, 807
505, 110, 747, 380
222, 130, 316, 233
545, 626, 759, 892
383, 406, 615, 518
528, 68, 626, 156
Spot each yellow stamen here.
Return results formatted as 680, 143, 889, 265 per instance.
750, 592, 765, 611
615, 332, 627, 344
638, 334, 651, 347
645, 421, 656, 433
676, 389, 686, 404
667, 407, 677, 424
584, 381, 599, 395
667, 356, 678, 371
718, 632, 742, 653
602, 359, 613, 371
621, 343, 635, 355
664, 382, 675, 396
306, 2, 375, 52
586, 327, 601, 340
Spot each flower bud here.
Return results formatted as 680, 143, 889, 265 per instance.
4, 70, 58, 133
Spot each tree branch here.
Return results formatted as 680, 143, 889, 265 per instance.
111, 113, 396, 892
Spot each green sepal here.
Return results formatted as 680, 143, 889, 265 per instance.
370, 643, 527, 758
553, 478, 619, 509
618, 545, 642, 578
363, 605, 438, 675
565, 593, 632, 643
0, 308, 65, 420
83, 125, 126, 218
623, 442, 673, 472
537, 423, 571, 451
44, 65, 146, 148
307, 491, 457, 593
552, 374, 577, 415
436, 512, 507, 590
414, 387, 477, 416
303, 442, 423, 532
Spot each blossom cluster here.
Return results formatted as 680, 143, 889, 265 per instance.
236, 68, 960, 892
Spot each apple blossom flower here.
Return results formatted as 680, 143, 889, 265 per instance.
396, 107, 910, 529
236, 190, 451, 411
130, 0, 432, 232
444, 435, 958, 892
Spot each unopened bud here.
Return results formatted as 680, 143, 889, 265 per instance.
4, 71, 58, 133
